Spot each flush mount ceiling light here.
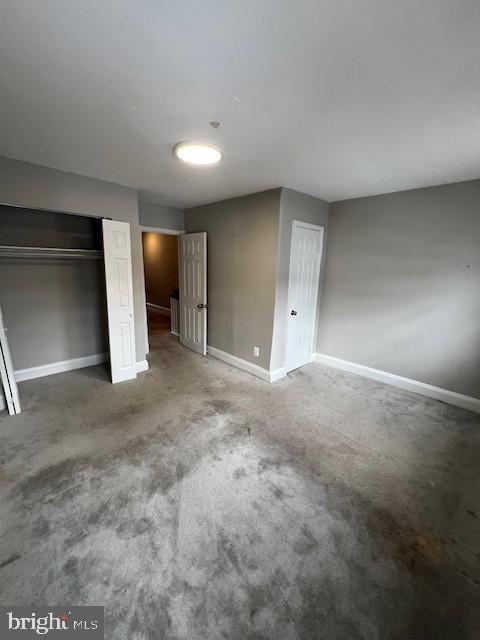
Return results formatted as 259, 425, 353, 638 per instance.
173, 142, 222, 166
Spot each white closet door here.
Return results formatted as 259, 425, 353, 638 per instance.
285, 221, 324, 373
179, 232, 207, 355
102, 220, 137, 383
0, 305, 21, 415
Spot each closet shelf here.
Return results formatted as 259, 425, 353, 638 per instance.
0, 245, 104, 260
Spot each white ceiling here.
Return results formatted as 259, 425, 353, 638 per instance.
1, 0, 479, 208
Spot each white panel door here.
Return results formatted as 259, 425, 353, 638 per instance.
179, 232, 207, 355
0, 305, 21, 415
285, 221, 324, 373
102, 219, 137, 383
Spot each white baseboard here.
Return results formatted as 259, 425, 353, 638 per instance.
207, 346, 286, 383
136, 360, 149, 373
146, 302, 170, 316
13, 354, 148, 383
315, 353, 480, 414
270, 367, 287, 382
207, 345, 268, 382
170, 331, 179, 337
14, 353, 108, 382
0, 392, 5, 412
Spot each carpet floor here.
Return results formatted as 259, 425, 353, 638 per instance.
1, 334, 479, 639
147, 309, 172, 336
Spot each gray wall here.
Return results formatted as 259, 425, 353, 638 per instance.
270, 189, 329, 370
139, 200, 184, 231
0, 156, 147, 364
318, 180, 480, 398
0, 261, 108, 371
185, 190, 281, 370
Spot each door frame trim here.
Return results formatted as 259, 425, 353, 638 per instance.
285, 220, 325, 373
141, 226, 185, 235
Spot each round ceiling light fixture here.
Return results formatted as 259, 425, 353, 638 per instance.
173, 141, 222, 166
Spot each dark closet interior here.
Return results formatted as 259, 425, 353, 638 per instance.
0, 206, 108, 373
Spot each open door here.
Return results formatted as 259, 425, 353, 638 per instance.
179, 232, 207, 355
0, 305, 21, 415
285, 221, 324, 373
102, 219, 137, 383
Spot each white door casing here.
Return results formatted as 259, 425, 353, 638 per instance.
179, 232, 207, 355
285, 221, 324, 373
0, 305, 21, 415
102, 219, 137, 383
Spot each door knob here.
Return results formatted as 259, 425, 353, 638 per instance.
290, 310, 297, 316
197, 303, 207, 309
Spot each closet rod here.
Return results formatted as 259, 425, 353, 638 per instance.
0, 245, 104, 259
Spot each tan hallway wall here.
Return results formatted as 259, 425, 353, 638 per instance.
142, 233, 179, 309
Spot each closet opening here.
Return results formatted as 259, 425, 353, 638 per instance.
0, 205, 109, 413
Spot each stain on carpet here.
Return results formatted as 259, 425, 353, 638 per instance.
0, 553, 21, 569
367, 506, 442, 570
